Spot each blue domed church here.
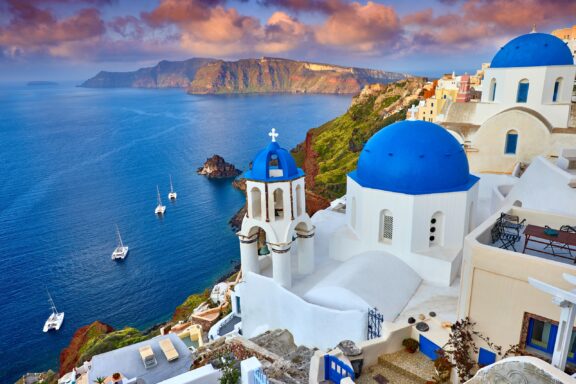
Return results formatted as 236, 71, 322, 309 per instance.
341, 119, 479, 285
443, 30, 576, 174
233, 122, 479, 350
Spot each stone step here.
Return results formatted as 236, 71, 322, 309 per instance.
356, 363, 423, 384
377, 350, 435, 383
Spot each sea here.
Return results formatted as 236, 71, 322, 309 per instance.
0, 83, 350, 383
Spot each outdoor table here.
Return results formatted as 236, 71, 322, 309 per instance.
522, 224, 576, 261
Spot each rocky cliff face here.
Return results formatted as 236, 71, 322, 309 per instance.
59, 321, 114, 376
187, 57, 408, 94
80, 58, 216, 88
197, 155, 242, 178
291, 77, 427, 199
80, 57, 409, 94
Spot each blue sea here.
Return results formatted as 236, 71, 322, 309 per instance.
0, 84, 350, 382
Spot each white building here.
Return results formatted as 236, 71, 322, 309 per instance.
442, 31, 576, 174
233, 122, 479, 349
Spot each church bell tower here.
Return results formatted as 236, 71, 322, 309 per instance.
237, 129, 314, 288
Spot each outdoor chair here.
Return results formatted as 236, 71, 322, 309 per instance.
544, 225, 576, 257
490, 213, 526, 251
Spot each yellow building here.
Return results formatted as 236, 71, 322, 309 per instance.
435, 73, 460, 116
459, 205, 576, 373
552, 25, 576, 58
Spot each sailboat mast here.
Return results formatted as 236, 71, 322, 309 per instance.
47, 290, 58, 314
116, 224, 124, 248
157, 185, 162, 205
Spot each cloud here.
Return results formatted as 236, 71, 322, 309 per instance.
0, 2, 105, 48
108, 15, 146, 39
315, 1, 402, 52
257, 0, 345, 14
403, 0, 576, 53
141, 0, 225, 26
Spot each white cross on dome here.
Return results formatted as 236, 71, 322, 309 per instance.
269, 128, 279, 142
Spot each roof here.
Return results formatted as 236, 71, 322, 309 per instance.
243, 141, 304, 182
88, 334, 192, 383
350, 120, 479, 195
491, 32, 574, 68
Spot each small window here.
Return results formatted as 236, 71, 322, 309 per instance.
516, 79, 529, 103
380, 210, 393, 243
527, 318, 555, 352
429, 212, 444, 246
505, 130, 518, 154
553, 78, 562, 102
489, 78, 497, 102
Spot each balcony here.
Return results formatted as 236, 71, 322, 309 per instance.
473, 207, 576, 266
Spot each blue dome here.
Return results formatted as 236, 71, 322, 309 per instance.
244, 141, 304, 182
349, 120, 478, 195
491, 33, 573, 68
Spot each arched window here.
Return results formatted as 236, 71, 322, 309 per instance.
516, 79, 529, 103
379, 210, 394, 243
295, 184, 302, 217
553, 78, 563, 102
489, 78, 497, 102
505, 130, 519, 154
268, 154, 283, 177
429, 211, 444, 246
273, 188, 284, 219
250, 187, 262, 219
350, 197, 357, 229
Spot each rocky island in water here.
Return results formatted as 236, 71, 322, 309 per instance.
197, 155, 242, 179
80, 57, 410, 94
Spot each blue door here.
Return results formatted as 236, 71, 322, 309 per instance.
324, 355, 355, 383
419, 334, 442, 360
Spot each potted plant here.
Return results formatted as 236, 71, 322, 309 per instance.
433, 350, 453, 383
94, 378, 106, 384
112, 372, 122, 384
402, 338, 419, 353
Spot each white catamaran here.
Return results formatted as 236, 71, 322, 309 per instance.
111, 224, 129, 260
168, 175, 177, 200
155, 185, 166, 215
43, 291, 64, 332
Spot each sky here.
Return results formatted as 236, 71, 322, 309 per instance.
0, 0, 574, 81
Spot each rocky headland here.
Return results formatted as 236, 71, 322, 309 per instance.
80, 57, 410, 94
80, 58, 216, 88
197, 155, 242, 178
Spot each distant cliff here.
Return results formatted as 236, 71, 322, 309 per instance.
187, 57, 409, 94
80, 57, 410, 94
80, 58, 216, 88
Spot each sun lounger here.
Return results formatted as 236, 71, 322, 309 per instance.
159, 338, 180, 362
139, 345, 158, 369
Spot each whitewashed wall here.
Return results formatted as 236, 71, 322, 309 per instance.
337, 177, 478, 286
238, 273, 366, 349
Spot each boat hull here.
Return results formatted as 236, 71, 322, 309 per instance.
43, 312, 64, 332
155, 205, 166, 215
111, 246, 129, 260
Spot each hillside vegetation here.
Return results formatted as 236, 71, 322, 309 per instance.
292, 78, 426, 200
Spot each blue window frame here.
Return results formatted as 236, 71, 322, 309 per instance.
517, 81, 529, 103
478, 348, 496, 366
553, 80, 561, 102
525, 316, 576, 365
505, 131, 518, 154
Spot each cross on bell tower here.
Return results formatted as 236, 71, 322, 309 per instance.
269, 128, 279, 142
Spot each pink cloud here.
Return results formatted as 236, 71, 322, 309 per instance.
0, 2, 105, 48
315, 1, 402, 52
